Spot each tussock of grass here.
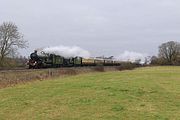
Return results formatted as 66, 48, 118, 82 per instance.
0, 66, 180, 120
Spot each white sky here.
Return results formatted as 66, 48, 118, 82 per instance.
0, 0, 180, 57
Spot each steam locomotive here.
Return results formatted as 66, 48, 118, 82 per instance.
27, 51, 122, 69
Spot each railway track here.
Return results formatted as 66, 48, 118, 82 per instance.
0, 66, 115, 73
0, 67, 31, 72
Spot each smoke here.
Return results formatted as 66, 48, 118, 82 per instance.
116, 51, 147, 64
42, 45, 91, 58
40, 46, 147, 64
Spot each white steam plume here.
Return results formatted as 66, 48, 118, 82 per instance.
42, 45, 91, 58
116, 51, 147, 64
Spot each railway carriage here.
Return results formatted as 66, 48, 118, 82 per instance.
104, 59, 114, 66
94, 59, 105, 66
82, 58, 95, 66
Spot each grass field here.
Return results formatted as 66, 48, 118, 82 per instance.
0, 66, 180, 120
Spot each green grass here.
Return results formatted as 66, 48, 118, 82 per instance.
0, 66, 180, 120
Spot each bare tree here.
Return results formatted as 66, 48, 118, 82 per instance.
0, 22, 28, 63
158, 41, 180, 64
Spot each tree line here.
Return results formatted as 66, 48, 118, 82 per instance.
151, 41, 180, 65
0, 21, 180, 67
0, 22, 28, 67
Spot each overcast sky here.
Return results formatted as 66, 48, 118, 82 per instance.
0, 0, 180, 57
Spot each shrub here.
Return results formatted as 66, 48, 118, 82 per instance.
116, 62, 138, 71
93, 65, 105, 72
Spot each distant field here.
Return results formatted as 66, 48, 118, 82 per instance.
0, 66, 180, 120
